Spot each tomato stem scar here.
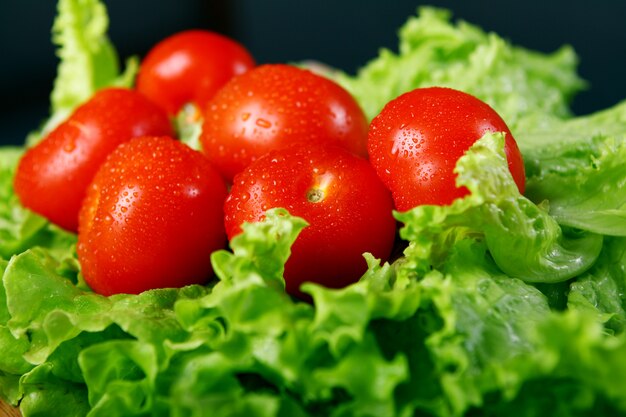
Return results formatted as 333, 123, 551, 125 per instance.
307, 188, 324, 203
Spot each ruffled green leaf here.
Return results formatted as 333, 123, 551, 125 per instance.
27, 0, 138, 145
523, 102, 626, 236
397, 132, 602, 283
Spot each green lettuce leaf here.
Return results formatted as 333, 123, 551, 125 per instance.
0, 245, 210, 414
518, 100, 626, 161
521, 102, 626, 236
385, 223, 626, 416
0, 259, 32, 404
409, 240, 552, 415
211, 208, 308, 292
335, 7, 584, 128
524, 310, 626, 414
51, 0, 119, 114
567, 237, 626, 334
175, 103, 204, 151
27, 0, 139, 145
18, 363, 90, 417
397, 132, 603, 283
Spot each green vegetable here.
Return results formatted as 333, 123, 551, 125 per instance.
27, 0, 138, 145
396, 133, 604, 283
520, 102, 626, 237
2, 2, 626, 417
175, 103, 204, 152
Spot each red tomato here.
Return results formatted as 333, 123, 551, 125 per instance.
200, 64, 369, 182
368, 87, 525, 211
224, 144, 396, 297
77, 136, 228, 296
14, 88, 173, 232
136, 30, 256, 115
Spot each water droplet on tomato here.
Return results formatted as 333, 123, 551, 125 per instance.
256, 118, 272, 128
185, 185, 200, 198
63, 140, 76, 153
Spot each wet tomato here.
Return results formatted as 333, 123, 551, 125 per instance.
136, 30, 255, 115
368, 86, 525, 211
77, 136, 228, 295
200, 64, 369, 181
14, 87, 173, 232
224, 144, 396, 297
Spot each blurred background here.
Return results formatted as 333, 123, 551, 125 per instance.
1, 0, 625, 146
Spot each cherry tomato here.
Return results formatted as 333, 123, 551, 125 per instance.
77, 136, 228, 296
224, 144, 396, 297
14, 88, 173, 232
200, 64, 369, 182
136, 30, 256, 115
368, 87, 526, 211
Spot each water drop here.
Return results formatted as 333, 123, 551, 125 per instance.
256, 118, 272, 128
63, 140, 76, 153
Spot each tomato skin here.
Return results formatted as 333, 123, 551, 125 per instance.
224, 144, 396, 297
200, 64, 369, 182
136, 30, 256, 115
13, 88, 173, 232
368, 87, 525, 211
77, 136, 228, 296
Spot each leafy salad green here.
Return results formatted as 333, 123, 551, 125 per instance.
2, 1, 626, 416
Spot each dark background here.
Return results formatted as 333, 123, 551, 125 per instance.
1, 1, 625, 146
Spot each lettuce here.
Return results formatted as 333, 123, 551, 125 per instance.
2, 1, 626, 417
567, 237, 626, 333
175, 104, 204, 152
520, 102, 626, 236
27, 0, 138, 145
397, 133, 603, 284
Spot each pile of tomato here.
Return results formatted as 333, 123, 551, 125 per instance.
13, 30, 525, 297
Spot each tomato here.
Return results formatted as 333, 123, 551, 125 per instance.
200, 64, 369, 182
368, 87, 526, 211
77, 136, 228, 296
13, 88, 173, 232
224, 144, 396, 297
136, 30, 256, 115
